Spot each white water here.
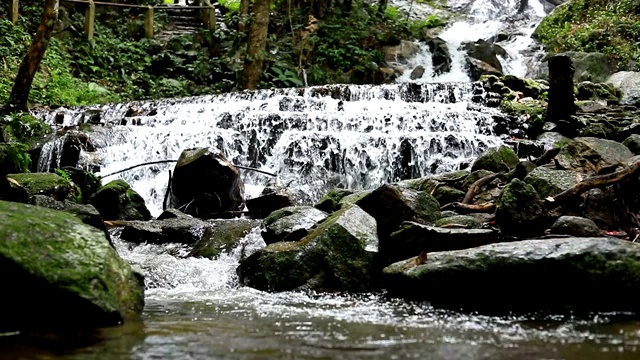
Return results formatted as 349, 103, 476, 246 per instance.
396, 0, 549, 81
39, 83, 502, 216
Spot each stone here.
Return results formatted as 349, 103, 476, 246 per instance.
508, 161, 537, 181
550, 216, 602, 237
501, 75, 548, 99
557, 137, 634, 173
462, 39, 504, 73
120, 217, 209, 245
7, 172, 76, 201
432, 186, 465, 205
606, 71, 640, 106
261, 206, 328, 245
495, 179, 547, 237
523, 167, 577, 198
246, 192, 293, 219
314, 188, 355, 213
409, 65, 425, 80
59, 167, 102, 204
385, 222, 499, 264
471, 146, 519, 173
355, 184, 441, 253
382, 40, 419, 64
623, 134, 640, 155
157, 208, 191, 220
90, 179, 151, 221
425, 37, 452, 76
466, 58, 503, 81
0, 200, 144, 331
189, 219, 261, 259
238, 205, 378, 292
536, 132, 572, 150
435, 215, 482, 229
461, 170, 495, 190
382, 237, 640, 313
169, 147, 244, 218
576, 81, 619, 103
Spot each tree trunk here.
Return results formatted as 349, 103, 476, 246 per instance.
7, 0, 59, 112
545, 55, 577, 123
242, 0, 270, 90
239, 0, 251, 32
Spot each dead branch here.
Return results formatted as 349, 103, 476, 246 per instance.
533, 147, 561, 166
99, 160, 277, 178
546, 160, 640, 209
440, 202, 496, 214
462, 173, 507, 204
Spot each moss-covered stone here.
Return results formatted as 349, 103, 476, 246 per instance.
435, 215, 481, 229
190, 219, 261, 259
576, 81, 620, 103
7, 172, 76, 201
314, 188, 355, 213
557, 137, 634, 173
471, 145, 519, 173
0, 200, 144, 331
90, 179, 151, 221
261, 206, 328, 244
238, 205, 378, 292
382, 237, 640, 313
432, 186, 465, 205
59, 167, 102, 204
537, 132, 572, 149
495, 179, 546, 237
461, 170, 495, 190
523, 167, 577, 198
623, 134, 640, 155
501, 75, 548, 99
0, 143, 31, 174
508, 161, 537, 181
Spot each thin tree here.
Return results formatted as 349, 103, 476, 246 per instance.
6, 0, 59, 112
239, 0, 251, 32
242, 0, 271, 90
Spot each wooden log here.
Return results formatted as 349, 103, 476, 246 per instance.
84, 0, 96, 40
11, 0, 19, 24
207, 5, 216, 31
545, 55, 577, 122
145, 6, 154, 39
546, 160, 640, 208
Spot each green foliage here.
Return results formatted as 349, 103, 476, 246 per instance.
536, 0, 640, 65
218, 0, 241, 11
0, 143, 31, 173
1, 112, 50, 146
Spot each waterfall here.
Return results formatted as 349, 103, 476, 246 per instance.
37, 82, 503, 216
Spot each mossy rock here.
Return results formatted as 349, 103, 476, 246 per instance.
0, 143, 32, 174
576, 81, 620, 103
501, 75, 548, 99
432, 186, 465, 205
537, 132, 572, 149
0, 200, 144, 331
59, 167, 102, 204
495, 179, 546, 237
523, 167, 577, 198
435, 215, 482, 229
471, 146, 519, 173
462, 170, 495, 190
189, 219, 261, 259
623, 134, 640, 155
7, 172, 76, 201
314, 188, 355, 213
261, 206, 328, 244
557, 137, 634, 173
90, 179, 151, 221
508, 161, 537, 181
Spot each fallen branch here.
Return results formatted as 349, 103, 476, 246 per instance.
440, 202, 496, 214
462, 173, 507, 204
533, 147, 561, 166
546, 160, 640, 209
99, 160, 277, 178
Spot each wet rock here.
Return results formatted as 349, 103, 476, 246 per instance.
461, 170, 495, 190
410, 65, 425, 80
189, 219, 261, 259
382, 237, 640, 313
425, 37, 452, 75
495, 179, 546, 237
537, 132, 572, 150
432, 186, 465, 205
557, 137, 633, 173
550, 216, 602, 237
471, 146, 519, 173
606, 71, 640, 106
169, 147, 244, 219
508, 161, 537, 181
439, 210, 459, 218
157, 208, 191, 220
466, 58, 503, 81
435, 215, 482, 229
59, 167, 102, 204
90, 179, 151, 221
576, 81, 620, 103
246, 191, 293, 219
523, 167, 577, 198
0, 200, 144, 331
261, 206, 328, 245
501, 75, 548, 99
7, 172, 76, 201
120, 217, 209, 245
238, 205, 378, 292
385, 222, 499, 264
462, 39, 504, 73
314, 188, 355, 213
355, 184, 441, 255
623, 134, 640, 155
382, 40, 419, 64
582, 187, 620, 230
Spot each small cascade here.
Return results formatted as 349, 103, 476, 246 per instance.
37, 82, 503, 216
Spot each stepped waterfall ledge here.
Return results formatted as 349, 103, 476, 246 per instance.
38, 82, 502, 215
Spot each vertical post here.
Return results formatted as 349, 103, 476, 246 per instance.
145, 6, 154, 39
207, 6, 216, 31
11, 0, 19, 24
84, 0, 96, 40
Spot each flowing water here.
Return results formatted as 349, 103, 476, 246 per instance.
8, 0, 640, 358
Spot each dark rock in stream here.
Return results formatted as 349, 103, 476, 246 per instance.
261, 206, 328, 245
495, 179, 547, 237
120, 217, 209, 245
314, 188, 356, 213
0, 200, 144, 331
550, 216, 602, 237
190, 219, 260, 259
471, 146, 519, 173
90, 179, 151, 221
246, 191, 293, 219
382, 237, 640, 314
238, 205, 378, 292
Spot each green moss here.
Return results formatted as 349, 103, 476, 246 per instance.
500, 99, 546, 123
90, 179, 151, 221
0, 143, 31, 174
7, 172, 75, 201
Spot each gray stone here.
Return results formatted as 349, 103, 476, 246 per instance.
557, 137, 634, 173
471, 146, 519, 173
523, 167, 577, 198
623, 134, 640, 155
261, 206, 328, 244
435, 215, 482, 229
495, 179, 547, 237
606, 71, 640, 106
550, 216, 602, 237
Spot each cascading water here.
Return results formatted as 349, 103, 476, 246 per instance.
394, 0, 548, 82
39, 82, 502, 216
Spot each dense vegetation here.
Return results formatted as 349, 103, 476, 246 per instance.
536, 0, 640, 67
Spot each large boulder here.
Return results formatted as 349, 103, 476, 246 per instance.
382, 237, 640, 313
425, 37, 452, 76
7, 172, 76, 201
466, 58, 503, 81
385, 221, 499, 264
90, 179, 151, 221
462, 39, 505, 73
238, 205, 378, 292
169, 148, 245, 218
606, 71, 640, 106
189, 219, 261, 259
261, 206, 328, 245
314, 188, 356, 213
557, 137, 634, 173
0, 200, 144, 331
245, 191, 293, 219
523, 167, 577, 198
471, 146, 519, 173
382, 40, 419, 65
354, 184, 441, 259
495, 179, 547, 237
550, 216, 602, 237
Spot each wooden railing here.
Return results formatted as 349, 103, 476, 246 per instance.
9, 0, 216, 40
